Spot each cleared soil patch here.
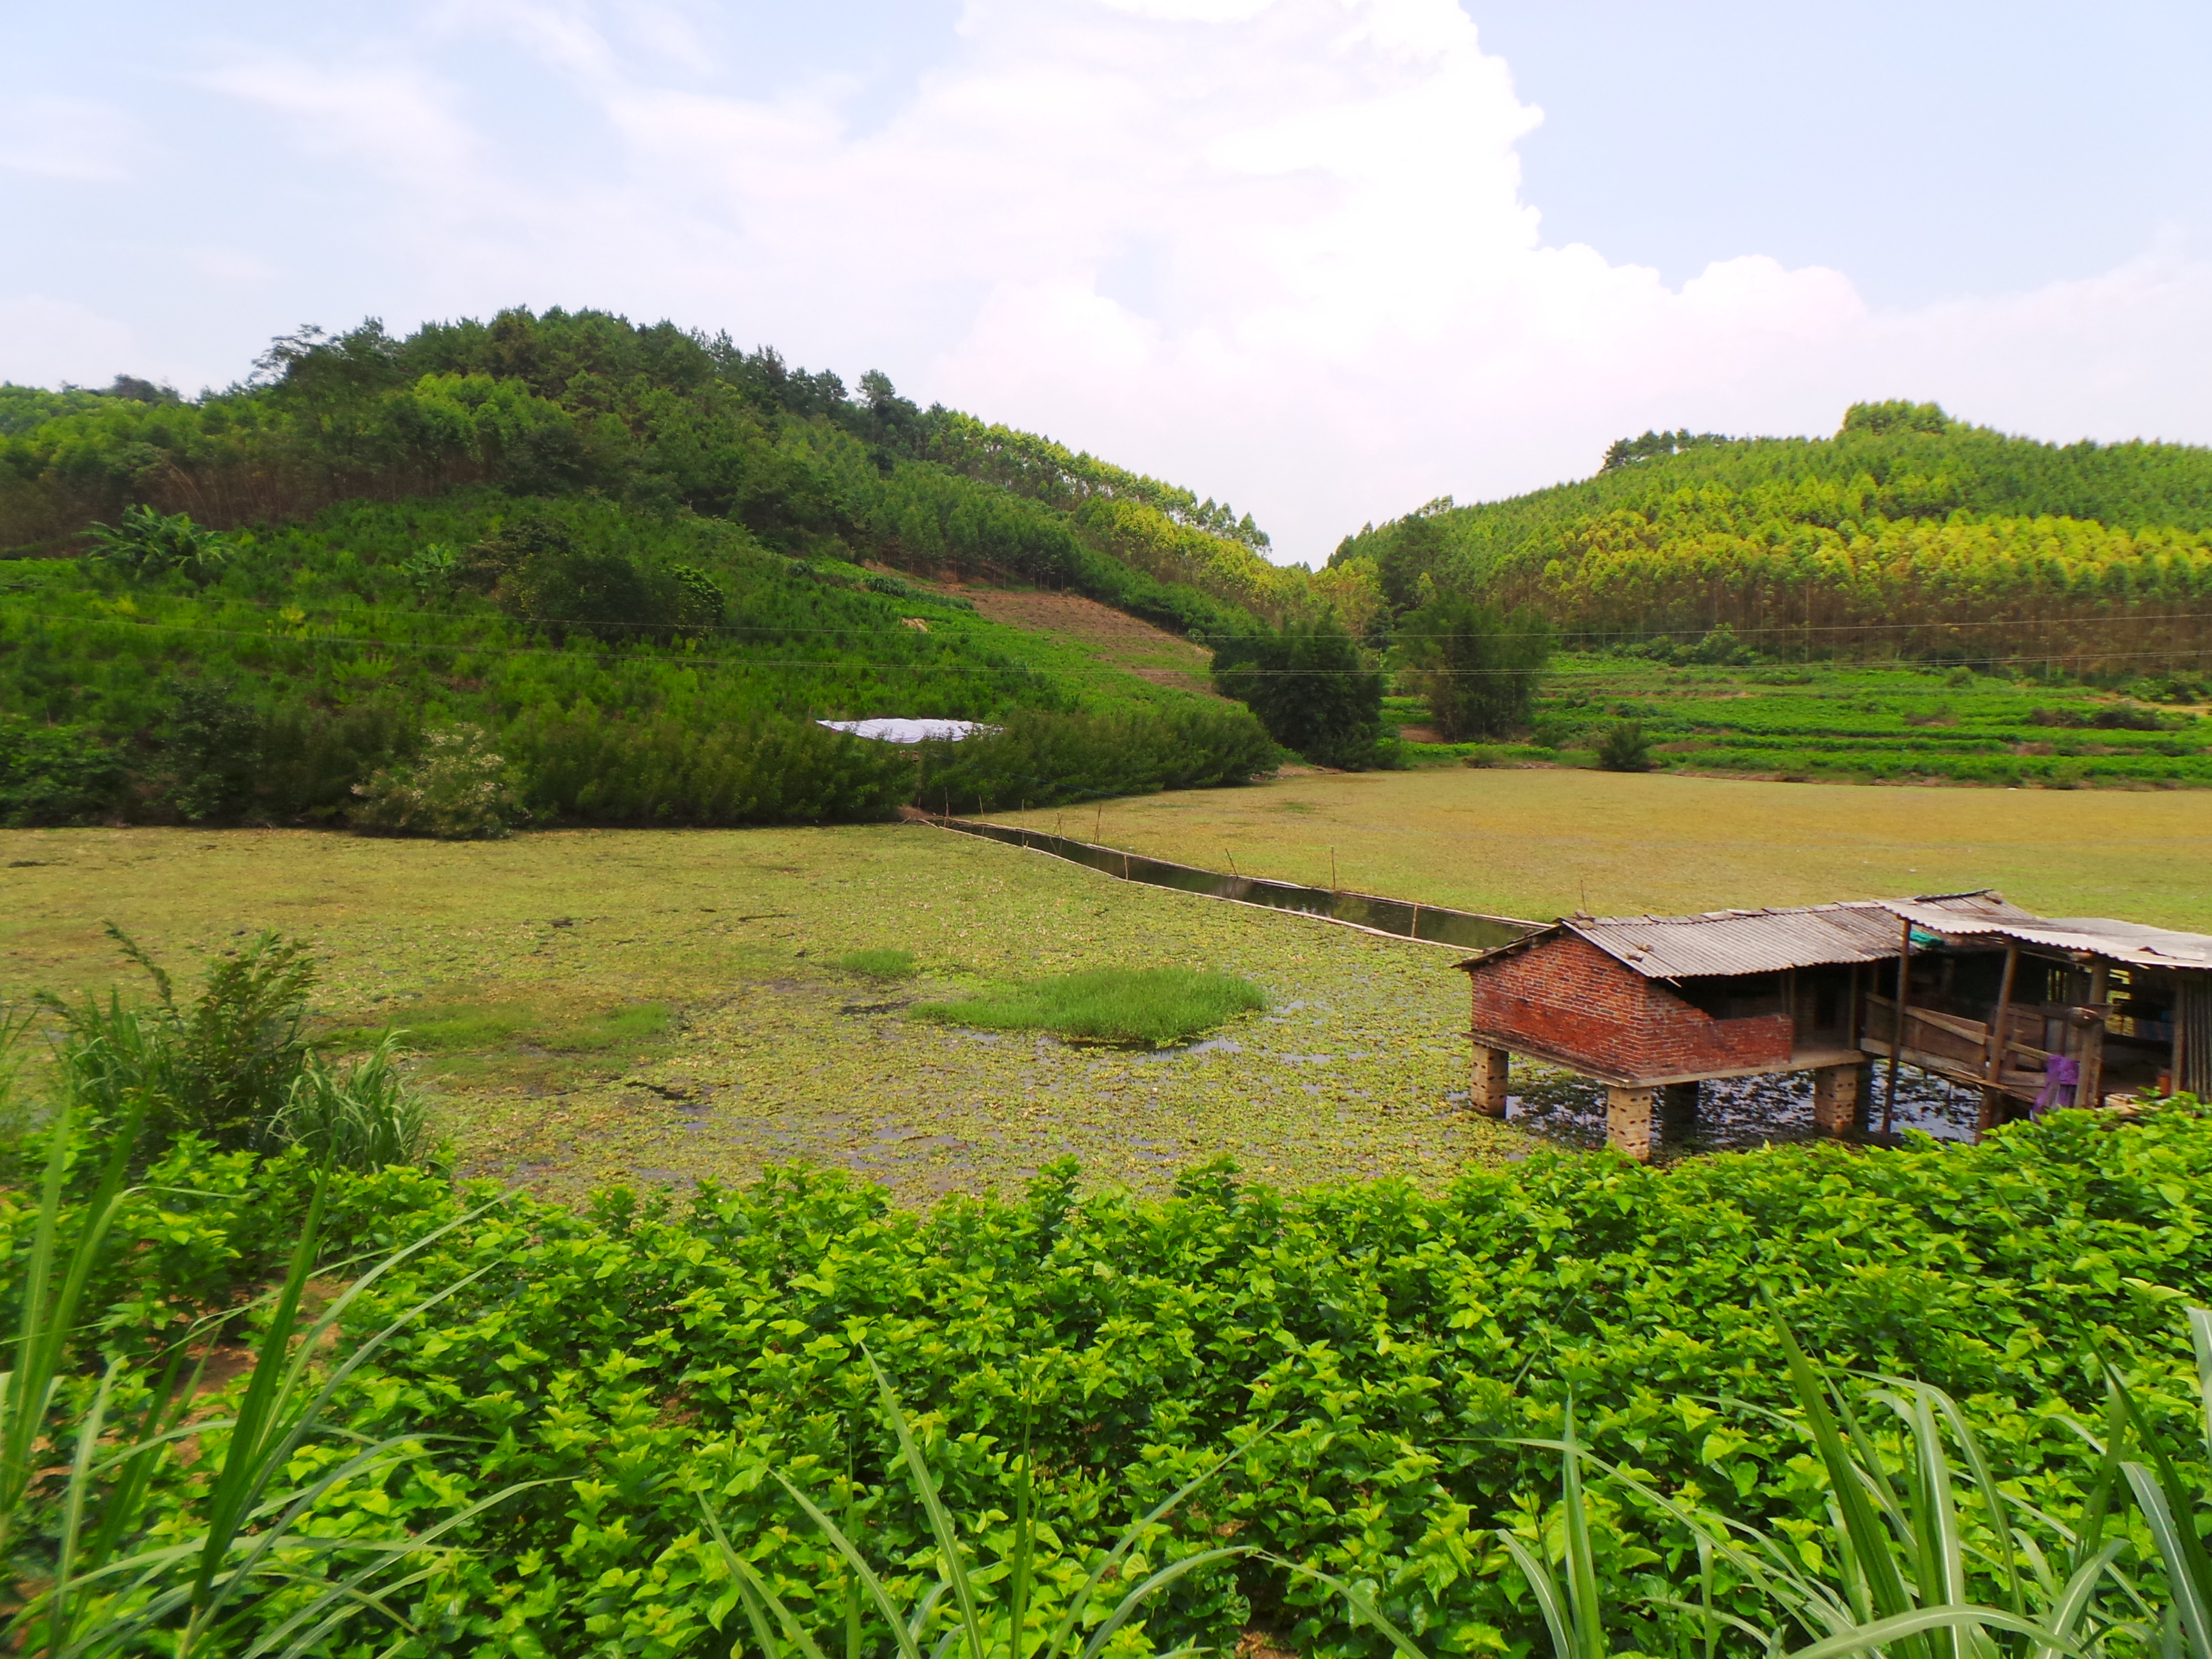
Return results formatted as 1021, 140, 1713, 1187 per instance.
939, 586, 1222, 697
0, 822, 1526, 1202
997, 767, 2212, 931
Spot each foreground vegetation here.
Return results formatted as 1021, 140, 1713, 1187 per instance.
12, 988, 2212, 1657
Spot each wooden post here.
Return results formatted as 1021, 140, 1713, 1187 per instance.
2174, 977, 2188, 1097
2080, 961, 2110, 1108
1470, 1045, 1509, 1117
1606, 1085, 1658, 1161
1979, 944, 2020, 1138
1883, 914, 1912, 1136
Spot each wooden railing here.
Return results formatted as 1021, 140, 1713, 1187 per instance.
1862, 993, 2059, 1096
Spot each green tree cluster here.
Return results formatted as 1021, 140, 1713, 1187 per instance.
1211, 617, 1384, 768
1390, 595, 1554, 740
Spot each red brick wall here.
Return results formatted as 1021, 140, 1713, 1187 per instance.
1466, 933, 1794, 1083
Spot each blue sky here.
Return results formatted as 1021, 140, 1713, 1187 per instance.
4, 0, 2207, 560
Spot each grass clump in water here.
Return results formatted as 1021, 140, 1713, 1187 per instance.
913, 967, 1265, 1048
840, 948, 919, 979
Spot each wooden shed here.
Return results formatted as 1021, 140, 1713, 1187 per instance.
1454, 891, 2212, 1159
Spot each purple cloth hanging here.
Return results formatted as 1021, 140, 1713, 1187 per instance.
2034, 1053, 2080, 1114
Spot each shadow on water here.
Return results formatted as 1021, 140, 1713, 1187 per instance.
1493, 1068, 1983, 1161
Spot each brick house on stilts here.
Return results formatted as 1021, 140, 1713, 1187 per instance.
1455, 891, 2212, 1158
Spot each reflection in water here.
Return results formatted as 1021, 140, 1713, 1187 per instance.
1505, 1067, 1983, 1160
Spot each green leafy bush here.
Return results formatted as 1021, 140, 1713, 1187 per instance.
1390, 595, 1553, 740
1595, 720, 1652, 772
36, 925, 436, 1169
352, 723, 526, 838
1212, 617, 1383, 769
912, 967, 1266, 1047
0, 716, 120, 826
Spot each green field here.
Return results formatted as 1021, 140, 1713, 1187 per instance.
1387, 654, 2212, 785
0, 822, 1521, 1201
1005, 764, 2212, 930
7, 759, 2205, 1201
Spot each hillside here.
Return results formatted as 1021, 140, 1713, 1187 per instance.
1331, 400, 2212, 671
0, 309, 1294, 829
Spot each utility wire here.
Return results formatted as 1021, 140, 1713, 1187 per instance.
4, 608, 2210, 678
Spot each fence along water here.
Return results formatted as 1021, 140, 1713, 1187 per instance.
922, 813, 1538, 951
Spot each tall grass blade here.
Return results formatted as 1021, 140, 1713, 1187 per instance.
760, 1483, 927, 1659
0, 1093, 146, 1558
1787, 1604, 2093, 1659
2123, 1466, 2212, 1659
1771, 1316, 1921, 1643
1496, 1533, 1580, 1659
1010, 1397, 1034, 1659
865, 1353, 990, 1659
1265, 1556, 1436, 1659
1559, 1401, 1606, 1659
1076, 1546, 1250, 1659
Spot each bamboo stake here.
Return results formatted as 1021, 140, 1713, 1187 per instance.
1883, 914, 1912, 1137
2081, 961, 2110, 1109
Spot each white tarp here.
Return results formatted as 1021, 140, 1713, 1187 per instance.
816, 718, 999, 745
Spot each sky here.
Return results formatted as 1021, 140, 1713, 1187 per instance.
3, 0, 2209, 563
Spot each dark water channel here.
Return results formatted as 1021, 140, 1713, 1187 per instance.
930, 814, 1533, 950
1468, 1067, 1982, 1161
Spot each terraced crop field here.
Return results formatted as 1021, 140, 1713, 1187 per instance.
1396, 657, 2212, 786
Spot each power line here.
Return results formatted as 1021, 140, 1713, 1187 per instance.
5, 608, 2210, 679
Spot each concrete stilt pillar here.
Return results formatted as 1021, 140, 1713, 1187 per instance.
1811, 1064, 1862, 1137
1470, 1045, 1510, 1118
1606, 1085, 1658, 1161
1660, 1081, 1700, 1133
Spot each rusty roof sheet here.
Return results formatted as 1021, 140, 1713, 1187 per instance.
1877, 900, 2212, 971
1458, 891, 2029, 979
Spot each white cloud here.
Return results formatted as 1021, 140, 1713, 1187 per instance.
60, 0, 2212, 556
0, 96, 133, 182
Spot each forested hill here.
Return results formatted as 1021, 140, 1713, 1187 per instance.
0, 309, 1297, 831
0, 310, 1303, 628
1330, 401, 2212, 668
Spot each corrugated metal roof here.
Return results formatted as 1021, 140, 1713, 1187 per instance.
1878, 901, 2212, 971
1458, 891, 2029, 979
